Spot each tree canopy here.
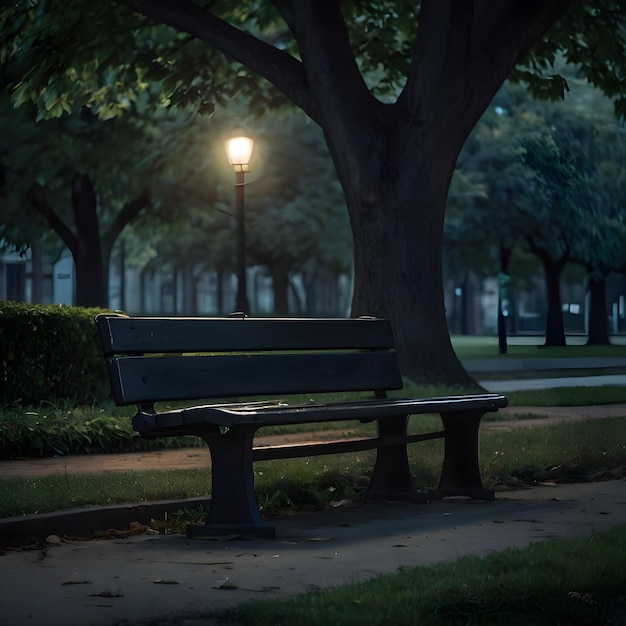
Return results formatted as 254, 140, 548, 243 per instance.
448, 78, 626, 345
2, 1, 626, 384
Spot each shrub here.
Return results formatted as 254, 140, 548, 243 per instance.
0, 301, 112, 405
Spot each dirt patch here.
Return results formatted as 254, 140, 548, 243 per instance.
0, 430, 349, 479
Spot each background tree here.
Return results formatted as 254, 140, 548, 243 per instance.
0, 103, 168, 306
452, 79, 626, 347
245, 113, 351, 315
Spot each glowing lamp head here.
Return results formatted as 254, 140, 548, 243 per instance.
225, 135, 254, 172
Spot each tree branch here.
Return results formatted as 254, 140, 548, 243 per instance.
270, 0, 296, 33
117, 0, 319, 121
289, 1, 374, 108
29, 186, 78, 258
401, 0, 574, 129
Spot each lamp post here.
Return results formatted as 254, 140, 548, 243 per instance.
225, 134, 254, 314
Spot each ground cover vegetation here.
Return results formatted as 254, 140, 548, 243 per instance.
2, 414, 624, 519
3, 2, 626, 388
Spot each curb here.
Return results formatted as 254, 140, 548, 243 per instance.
0, 497, 210, 548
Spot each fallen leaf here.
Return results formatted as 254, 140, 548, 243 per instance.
90, 591, 123, 598
153, 579, 179, 585
61, 580, 92, 586
213, 577, 230, 589
46, 535, 62, 546
35, 549, 48, 562
330, 499, 352, 508
93, 522, 148, 540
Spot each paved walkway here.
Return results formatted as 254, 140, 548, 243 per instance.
467, 355, 626, 391
480, 374, 626, 392
1, 480, 625, 626
464, 355, 626, 373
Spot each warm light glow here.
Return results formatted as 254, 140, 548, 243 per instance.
225, 135, 254, 171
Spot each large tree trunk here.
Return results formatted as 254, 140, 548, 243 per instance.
587, 276, 610, 345
342, 142, 472, 385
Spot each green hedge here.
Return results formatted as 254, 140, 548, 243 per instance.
0, 301, 112, 406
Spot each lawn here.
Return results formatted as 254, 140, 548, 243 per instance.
451, 334, 626, 359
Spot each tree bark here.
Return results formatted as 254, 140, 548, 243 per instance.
537, 251, 567, 347
71, 174, 106, 307
270, 259, 290, 316
498, 244, 512, 354
343, 145, 474, 384
586, 276, 610, 345
30, 238, 43, 304
32, 176, 151, 309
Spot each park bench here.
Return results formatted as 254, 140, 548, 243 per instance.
95, 313, 507, 538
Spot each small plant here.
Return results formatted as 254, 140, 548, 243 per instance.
157, 506, 209, 535
0, 403, 203, 459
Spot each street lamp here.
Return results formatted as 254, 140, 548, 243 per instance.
225, 134, 254, 314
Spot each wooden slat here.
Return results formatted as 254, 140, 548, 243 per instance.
95, 314, 395, 355
110, 351, 403, 405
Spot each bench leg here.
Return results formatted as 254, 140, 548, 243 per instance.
366, 415, 427, 502
186, 426, 276, 538
427, 410, 494, 501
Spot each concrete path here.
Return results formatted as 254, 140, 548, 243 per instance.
480, 374, 626, 392
1, 480, 625, 626
463, 356, 626, 373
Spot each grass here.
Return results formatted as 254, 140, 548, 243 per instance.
2, 416, 624, 518
504, 385, 626, 406
0, 470, 211, 518
230, 524, 626, 626
451, 334, 626, 359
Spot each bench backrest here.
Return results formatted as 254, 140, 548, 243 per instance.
95, 314, 403, 406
